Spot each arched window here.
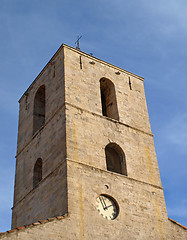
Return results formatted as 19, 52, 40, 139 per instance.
100, 78, 119, 121
105, 143, 127, 175
33, 85, 45, 135
33, 158, 42, 188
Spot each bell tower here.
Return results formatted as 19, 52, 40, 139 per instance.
11, 44, 186, 239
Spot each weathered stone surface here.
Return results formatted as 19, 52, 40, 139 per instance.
2, 44, 185, 239
12, 48, 67, 228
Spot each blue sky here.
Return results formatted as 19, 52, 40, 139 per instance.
0, 0, 187, 232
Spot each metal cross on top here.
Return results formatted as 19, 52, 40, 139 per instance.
75, 35, 82, 50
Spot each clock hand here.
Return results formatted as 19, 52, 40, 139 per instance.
101, 196, 107, 209
99, 197, 105, 210
104, 204, 113, 209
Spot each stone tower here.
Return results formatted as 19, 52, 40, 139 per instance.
8, 44, 186, 239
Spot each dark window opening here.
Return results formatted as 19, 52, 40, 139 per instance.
129, 77, 132, 90
33, 158, 42, 188
101, 89, 107, 116
33, 85, 45, 135
100, 78, 119, 121
105, 143, 127, 176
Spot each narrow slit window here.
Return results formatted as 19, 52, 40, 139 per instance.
33, 158, 42, 188
33, 85, 45, 135
105, 143, 127, 176
129, 77, 132, 90
100, 78, 119, 121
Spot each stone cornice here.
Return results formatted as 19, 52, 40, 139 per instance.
63, 43, 144, 81
67, 157, 163, 190
19, 43, 144, 103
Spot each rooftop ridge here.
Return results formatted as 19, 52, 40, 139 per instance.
0, 214, 67, 236
168, 218, 187, 230
1, 215, 185, 237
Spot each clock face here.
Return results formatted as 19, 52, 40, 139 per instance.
96, 195, 119, 220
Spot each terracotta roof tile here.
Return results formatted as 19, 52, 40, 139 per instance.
0, 232, 8, 235
32, 222, 41, 226
0, 214, 67, 236
1, 215, 185, 237
6, 229, 17, 233
46, 218, 55, 221
169, 218, 187, 230
56, 216, 63, 220
16, 226, 25, 230
38, 219, 48, 224
27, 224, 34, 228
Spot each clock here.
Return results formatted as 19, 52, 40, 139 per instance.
96, 195, 119, 220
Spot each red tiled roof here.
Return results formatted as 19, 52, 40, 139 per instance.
0, 215, 185, 236
169, 218, 187, 230
0, 215, 67, 236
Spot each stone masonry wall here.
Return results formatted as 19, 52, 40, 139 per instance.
64, 46, 161, 187
66, 160, 186, 240
5, 45, 186, 239
64, 46, 186, 239
17, 49, 65, 153
66, 105, 161, 187
64, 46, 151, 135
12, 47, 67, 228
12, 163, 67, 229
0, 175, 186, 239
